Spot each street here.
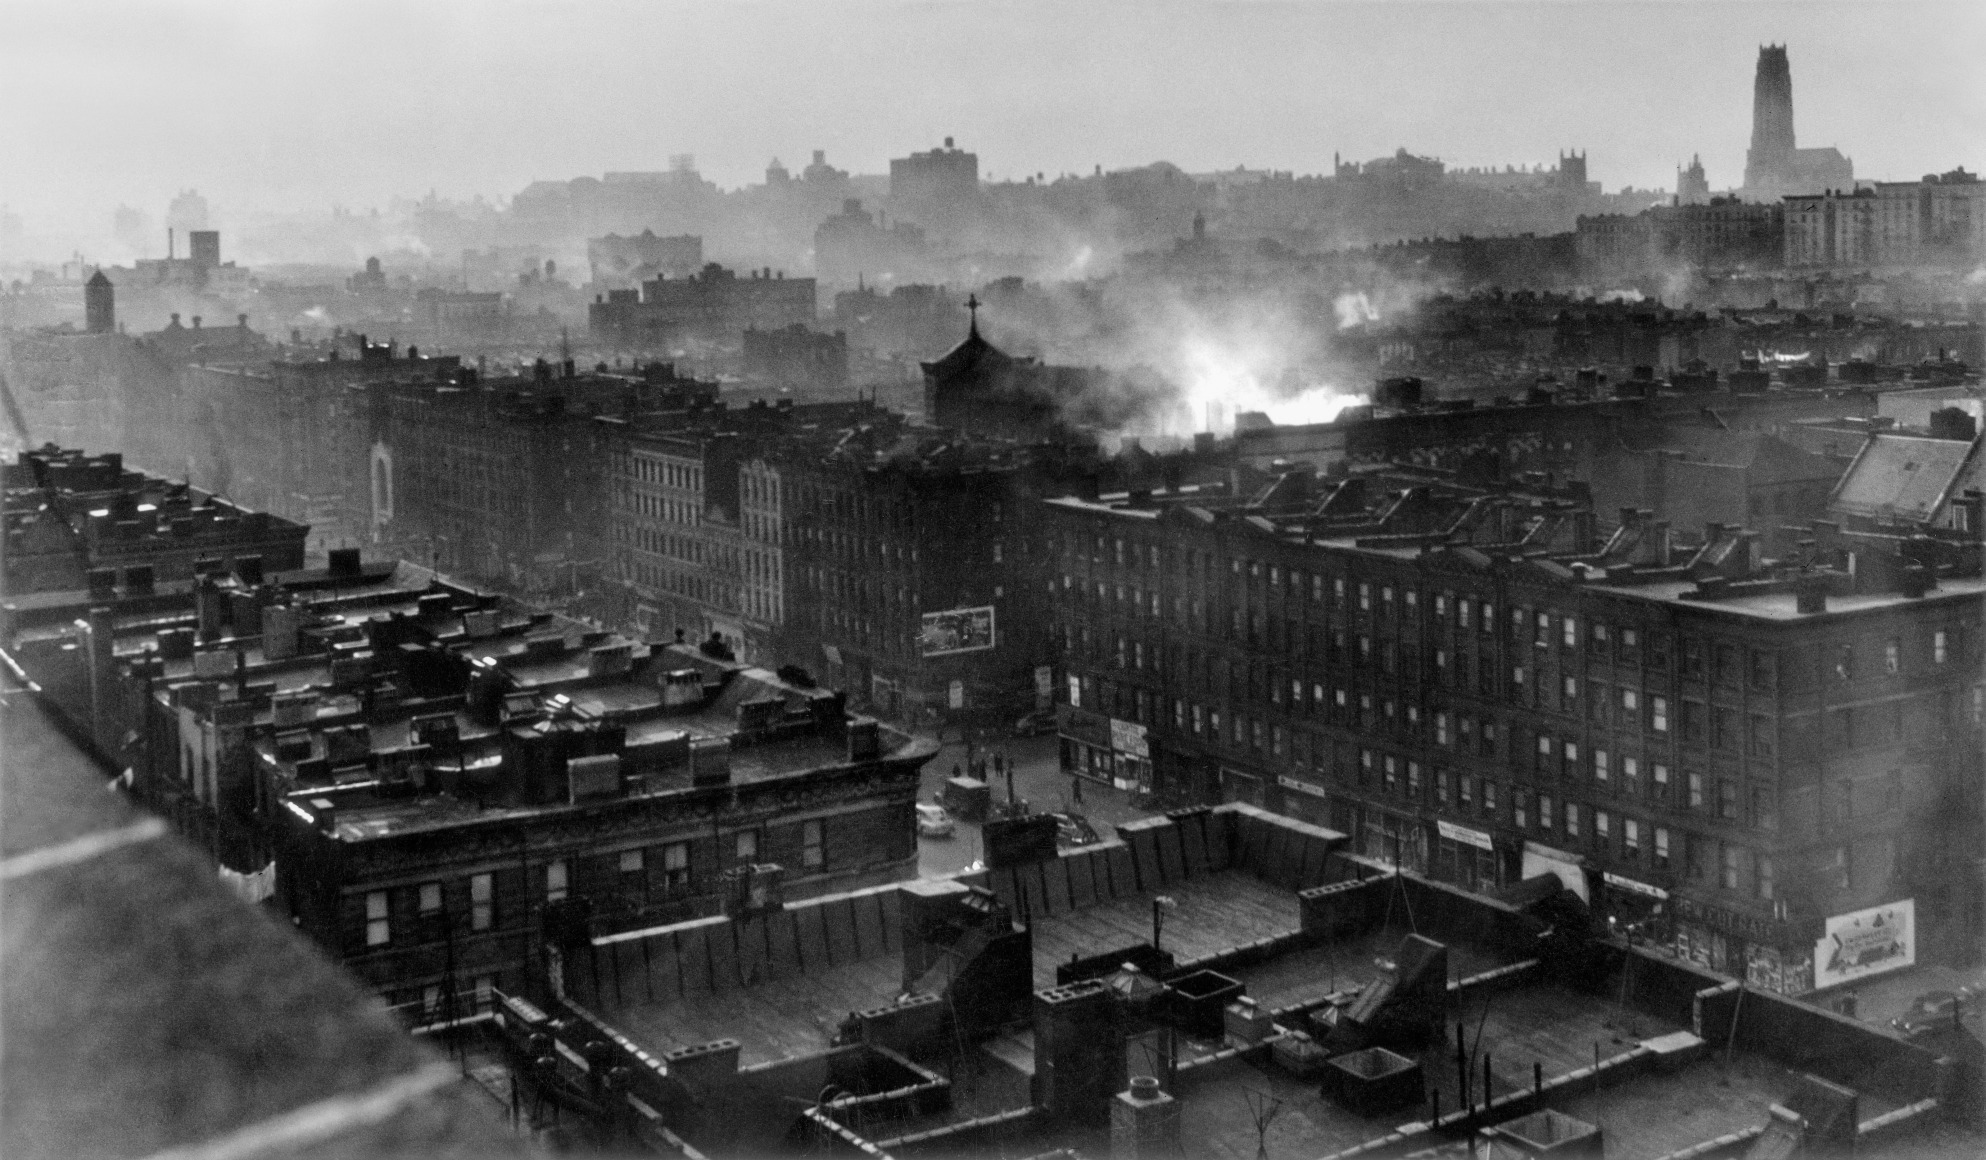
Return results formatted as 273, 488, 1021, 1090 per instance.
910, 731, 1158, 880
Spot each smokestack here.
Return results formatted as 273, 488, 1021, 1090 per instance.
168, 227, 174, 260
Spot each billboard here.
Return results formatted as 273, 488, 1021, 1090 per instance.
1814, 898, 1914, 989
919, 605, 996, 656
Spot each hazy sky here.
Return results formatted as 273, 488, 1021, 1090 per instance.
4, 0, 1983, 248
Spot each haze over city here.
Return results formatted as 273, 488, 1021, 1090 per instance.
5, 0, 1985, 254
5, 5, 1986, 1160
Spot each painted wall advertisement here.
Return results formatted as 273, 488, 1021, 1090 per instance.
1109, 718, 1149, 759
919, 605, 996, 656
1813, 898, 1914, 989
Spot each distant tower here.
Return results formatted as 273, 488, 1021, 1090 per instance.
84, 269, 114, 334
1677, 155, 1711, 204
1558, 150, 1588, 191
1744, 45, 1796, 192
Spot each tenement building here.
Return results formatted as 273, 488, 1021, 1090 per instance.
2, 445, 307, 595
1041, 465, 1984, 995
1, 546, 935, 1012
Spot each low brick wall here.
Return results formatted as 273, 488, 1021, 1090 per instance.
1315, 1041, 1664, 1160
1731, 987, 1956, 1109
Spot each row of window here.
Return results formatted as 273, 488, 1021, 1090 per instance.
360, 826, 824, 949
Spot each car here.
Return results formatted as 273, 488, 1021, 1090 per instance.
1890, 987, 1977, 1038
915, 803, 956, 838
1013, 709, 1057, 737
1047, 811, 1100, 848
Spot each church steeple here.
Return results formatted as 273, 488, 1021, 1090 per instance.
966, 293, 981, 338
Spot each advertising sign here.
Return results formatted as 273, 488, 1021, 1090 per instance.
1521, 839, 1589, 902
1602, 871, 1669, 900
1277, 775, 1328, 798
919, 606, 996, 656
1437, 820, 1494, 851
1814, 898, 1915, 989
1109, 718, 1149, 759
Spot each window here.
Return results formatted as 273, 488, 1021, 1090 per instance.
1564, 616, 1578, 648
365, 891, 390, 947
1747, 714, 1774, 759
1835, 645, 1854, 682
1934, 630, 1948, 664
1681, 700, 1706, 742
1651, 696, 1668, 733
1681, 638, 1704, 679
1436, 712, 1450, 746
1712, 707, 1735, 750
1687, 772, 1704, 810
1623, 818, 1640, 857
546, 860, 568, 902
663, 842, 690, 888
1749, 650, 1774, 690
1565, 802, 1581, 838
1594, 749, 1610, 785
1539, 794, 1555, 832
619, 849, 644, 874
1562, 675, 1578, 709
735, 830, 758, 865
1563, 740, 1580, 777
1595, 810, 1610, 847
1718, 779, 1738, 820
418, 882, 442, 915
1482, 780, 1498, 817
1514, 788, 1529, 829
1622, 755, 1639, 790
802, 819, 824, 869
1458, 598, 1472, 629
471, 873, 493, 931
1653, 827, 1670, 871
1436, 769, 1451, 805
1720, 845, 1740, 890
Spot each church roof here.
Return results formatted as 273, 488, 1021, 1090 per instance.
919, 321, 1015, 379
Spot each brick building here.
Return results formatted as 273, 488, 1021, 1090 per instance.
2, 446, 307, 595
2, 549, 935, 1011
588, 262, 817, 349
1040, 467, 1984, 992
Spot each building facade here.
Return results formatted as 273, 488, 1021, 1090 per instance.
1040, 471, 1984, 994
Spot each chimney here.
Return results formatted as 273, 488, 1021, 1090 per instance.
192, 316, 202, 329
1113, 1075, 1183, 1159
195, 577, 226, 642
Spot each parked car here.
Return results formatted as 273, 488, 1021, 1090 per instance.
1890, 987, 1978, 1038
915, 802, 956, 838
1047, 811, 1100, 848
1013, 709, 1057, 737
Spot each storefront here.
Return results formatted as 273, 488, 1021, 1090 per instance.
1057, 706, 1151, 793
1598, 870, 1670, 944
1667, 895, 1812, 995
1356, 804, 1428, 874
1434, 820, 1499, 893
1520, 840, 1590, 902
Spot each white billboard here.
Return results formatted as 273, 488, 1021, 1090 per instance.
1814, 898, 1915, 989
919, 605, 996, 656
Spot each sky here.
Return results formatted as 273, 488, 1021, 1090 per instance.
3, 0, 1983, 250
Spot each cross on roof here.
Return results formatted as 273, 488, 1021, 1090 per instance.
966, 293, 980, 334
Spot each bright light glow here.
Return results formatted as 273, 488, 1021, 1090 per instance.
1175, 337, 1367, 434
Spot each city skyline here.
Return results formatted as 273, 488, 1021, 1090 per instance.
4, 0, 1983, 253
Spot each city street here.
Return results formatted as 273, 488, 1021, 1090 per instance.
910, 731, 1158, 880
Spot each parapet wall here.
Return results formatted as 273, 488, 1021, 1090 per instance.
566, 881, 904, 1008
